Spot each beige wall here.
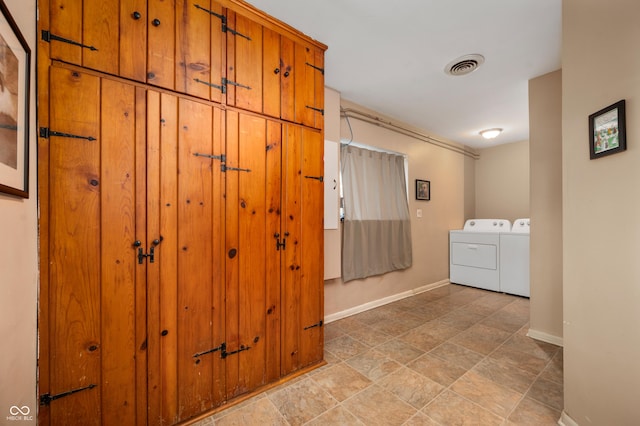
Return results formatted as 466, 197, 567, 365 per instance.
475, 141, 530, 223
0, 0, 37, 422
324, 99, 472, 317
528, 70, 563, 343
563, 0, 640, 423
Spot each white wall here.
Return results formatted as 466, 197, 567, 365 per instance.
0, 0, 37, 422
563, 0, 640, 423
475, 141, 530, 223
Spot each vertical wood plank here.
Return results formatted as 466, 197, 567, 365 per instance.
148, 0, 176, 90
265, 120, 282, 383
177, 98, 215, 419
208, 1, 225, 104
83, 0, 119, 74
237, 114, 267, 391
144, 90, 162, 425
231, 13, 263, 114
159, 93, 179, 424
294, 43, 314, 127
133, 86, 148, 426
313, 48, 325, 130
49, 0, 82, 65
176, 0, 211, 99
224, 110, 240, 396
262, 27, 280, 119
299, 129, 324, 367
120, 0, 148, 81
280, 36, 295, 122
48, 67, 101, 425
281, 124, 302, 375
100, 78, 137, 425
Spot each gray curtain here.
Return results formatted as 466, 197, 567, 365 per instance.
341, 144, 412, 282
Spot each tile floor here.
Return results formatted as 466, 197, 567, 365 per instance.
193, 284, 563, 425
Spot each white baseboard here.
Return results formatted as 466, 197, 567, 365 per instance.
527, 328, 564, 347
324, 279, 450, 324
558, 410, 578, 426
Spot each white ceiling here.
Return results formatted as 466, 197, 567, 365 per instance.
246, 0, 562, 148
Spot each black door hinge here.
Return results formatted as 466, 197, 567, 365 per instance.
194, 152, 226, 162
305, 106, 324, 115
40, 384, 97, 406
304, 175, 324, 183
40, 127, 96, 142
221, 164, 251, 173
194, 78, 226, 93
221, 344, 251, 359
304, 320, 323, 330
41, 30, 98, 51
193, 5, 251, 40
305, 62, 325, 75
193, 342, 225, 359
223, 78, 251, 91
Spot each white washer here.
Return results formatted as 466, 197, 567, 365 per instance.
499, 218, 530, 297
449, 219, 511, 292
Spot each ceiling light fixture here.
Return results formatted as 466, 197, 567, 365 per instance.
479, 128, 502, 139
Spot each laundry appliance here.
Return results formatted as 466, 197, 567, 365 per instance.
499, 218, 530, 297
449, 219, 511, 292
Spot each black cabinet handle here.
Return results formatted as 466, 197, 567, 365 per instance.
284, 71, 290, 78
152, 18, 161, 27
132, 11, 141, 20
274, 68, 280, 74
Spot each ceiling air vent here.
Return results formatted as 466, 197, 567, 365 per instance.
444, 54, 485, 76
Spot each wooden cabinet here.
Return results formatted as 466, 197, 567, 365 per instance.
39, 1, 325, 424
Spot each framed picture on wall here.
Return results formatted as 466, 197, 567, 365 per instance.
0, 0, 30, 198
416, 179, 430, 201
589, 99, 626, 160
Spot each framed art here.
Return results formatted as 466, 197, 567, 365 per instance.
589, 99, 626, 160
0, 0, 30, 198
416, 179, 430, 201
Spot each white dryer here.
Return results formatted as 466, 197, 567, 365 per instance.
449, 219, 511, 292
499, 218, 530, 297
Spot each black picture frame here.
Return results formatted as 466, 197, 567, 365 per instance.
0, 0, 30, 198
416, 179, 430, 201
589, 99, 626, 160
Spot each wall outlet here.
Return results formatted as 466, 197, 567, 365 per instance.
416, 209, 422, 218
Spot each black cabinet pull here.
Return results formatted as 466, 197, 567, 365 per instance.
132, 11, 141, 20
152, 18, 161, 27
274, 68, 280, 74
284, 71, 290, 78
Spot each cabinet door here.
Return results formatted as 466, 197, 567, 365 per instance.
281, 125, 324, 375
176, 0, 225, 103
225, 112, 282, 397
226, 11, 263, 114
263, 28, 295, 122
146, 94, 227, 424
148, 0, 176, 89
42, 67, 146, 426
294, 44, 325, 129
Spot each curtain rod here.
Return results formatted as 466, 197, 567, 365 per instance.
340, 107, 480, 160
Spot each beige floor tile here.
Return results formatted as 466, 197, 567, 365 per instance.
324, 322, 346, 342
375, 339, 425, 365
481, 309, 529, 333
398, 326, 445, 352
407, 354, 467, 387
429, 342, 484, 370
423, 390, 503, 426
434, 309, 487, 331
325, 335, 370, 360
311, 363, 371, 402
526, 377, 564, 411
215, 396, 288, 426
369, 314, 424, 335
449, 323, 512, 355
304, 405, 365, 425
450, 370, 523, 418
540, 350, 563, 384
507, 396, 562, 425
347, 325, 392, 347
489, 345, 549, 375
268, 378, 337, 425
471, 356, 537, 393
501, 333, 559, 362
346, 348, 401, 380
402, 412, 441, 425
378, 367, 444, 409
342, 385, 416, 426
